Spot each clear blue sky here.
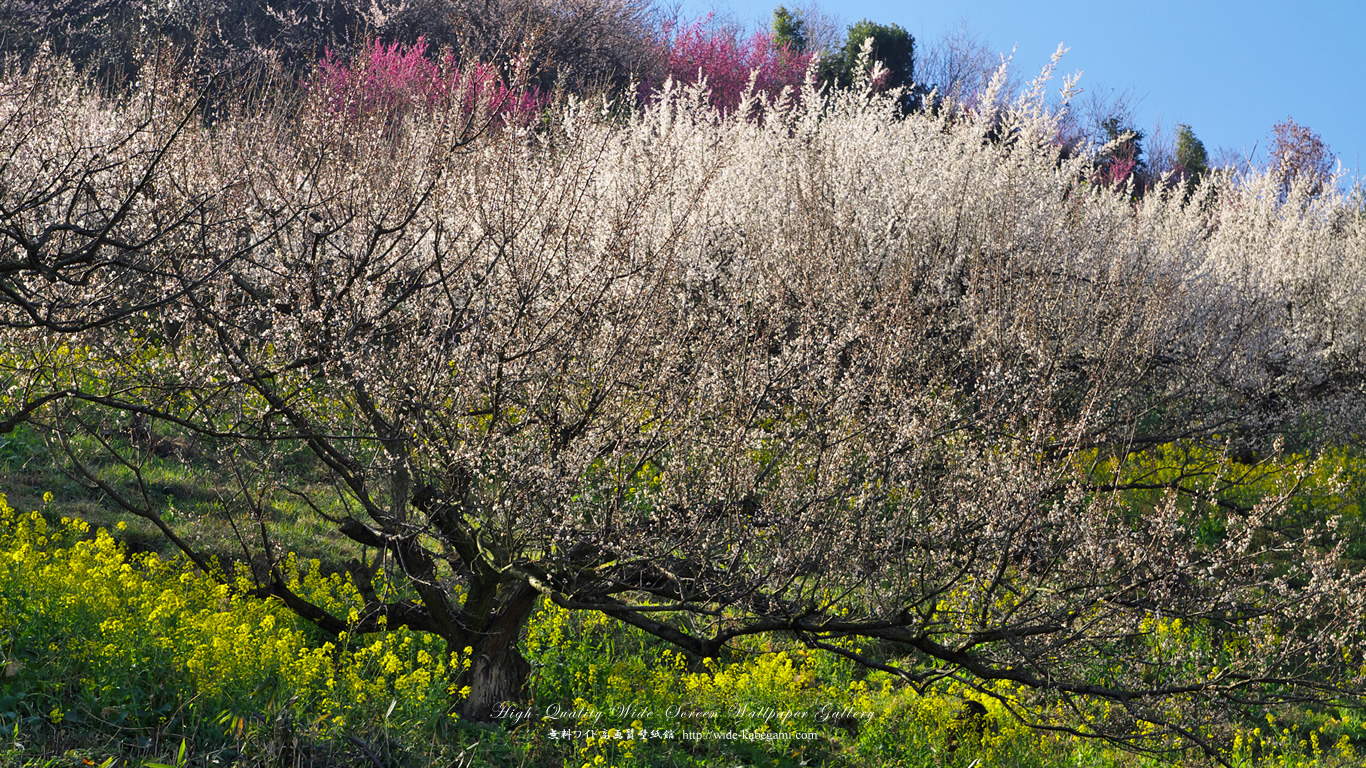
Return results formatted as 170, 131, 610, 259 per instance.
672, 0, 1365, 181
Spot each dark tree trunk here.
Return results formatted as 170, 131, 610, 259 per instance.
456, 581, 541, 721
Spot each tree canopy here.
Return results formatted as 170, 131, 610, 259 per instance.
2, 43, 1366, 763
821, 19, 916, 100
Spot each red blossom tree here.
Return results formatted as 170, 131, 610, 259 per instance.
656, 15, 814, 112
318, 37, 546, 124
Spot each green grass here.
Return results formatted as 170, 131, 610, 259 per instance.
0, 423, 358, 573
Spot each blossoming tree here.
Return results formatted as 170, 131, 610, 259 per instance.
3, 48, 1365, 760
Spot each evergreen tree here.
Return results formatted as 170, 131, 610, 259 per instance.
819, 19, 917, 110
1175, 123, 1209, 178
772, 5, 806, 53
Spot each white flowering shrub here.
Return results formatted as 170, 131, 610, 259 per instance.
1, 50, 1364, 758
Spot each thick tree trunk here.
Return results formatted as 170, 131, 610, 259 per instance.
456, 581, 541, 721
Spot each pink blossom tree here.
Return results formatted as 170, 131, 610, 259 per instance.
318, 37, 546, 126
656, 15, 813, 112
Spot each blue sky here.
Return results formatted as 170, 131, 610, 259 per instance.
672, 0, 1364, 182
